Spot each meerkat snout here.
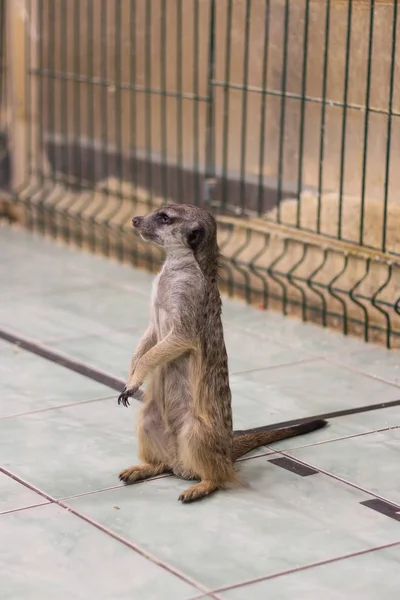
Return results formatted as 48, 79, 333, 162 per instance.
132, 216, 141, 227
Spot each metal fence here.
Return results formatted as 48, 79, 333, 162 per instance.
3, 0, 400, 348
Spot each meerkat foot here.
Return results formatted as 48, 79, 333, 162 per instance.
119, 463, 167, 484
178, 480, 219, 503
117, 382, 141, 407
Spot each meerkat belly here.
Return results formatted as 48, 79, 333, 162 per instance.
153, 306, 173, 340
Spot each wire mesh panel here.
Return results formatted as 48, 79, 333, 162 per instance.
211, 0, 400, 254
4, 0, 400, 348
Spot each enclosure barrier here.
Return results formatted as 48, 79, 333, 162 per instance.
2, 0, 400, 348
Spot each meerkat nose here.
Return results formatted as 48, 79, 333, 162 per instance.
132, 217, 140, 227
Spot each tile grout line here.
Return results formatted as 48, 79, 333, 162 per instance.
231, 356, 317, 376
1, 327, 399, 433
2, 281, 111, 301
226, 321, 397, 363
324, 355, 400, 390
1, 325, 400, 429
0, 326, 127, 392
57, 473, 173, 501
0, 501, 51, 517
56, 421, 400, 504
0, 467, 56, 503
0, 394, 116, 421
41, 324, 141, 346
243, 424, 400, 457
192, 540, 400, 598
269, 450, 400, 510
0, 466, 209, 595
57, 501, 211, 595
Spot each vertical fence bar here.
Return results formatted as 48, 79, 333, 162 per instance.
58, 0, 70, 240
382, 0, 397, 253
114, 0, 124, 259
86, 0, 96, 251
25, 0, 33, 193
73, 0, 82, 245
144, 0, 152, 211
36, 0, 44, 232
192, 0, 200, 205
204, 0, 215, 206
276, 0, 290, 223
144, 0, 153, 269
317, 0, 331, 233
257, 0, 270, 217
129, 0, 138, 266
129, 0, 137, 204
160, 0, 167, 200
176, 0, 183, 202
25, 0, 36, 226
338, 0, 352, 240
221, 0, 233, 211
46, 0, 56, 237
100, 0, 109, 254
296, 0, 310, 227
239, 0, 251, 215
359, 0, 375, 247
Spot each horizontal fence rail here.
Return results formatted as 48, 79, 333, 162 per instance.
2, 0, 400, 348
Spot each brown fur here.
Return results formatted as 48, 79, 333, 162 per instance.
118, 204, 327, 503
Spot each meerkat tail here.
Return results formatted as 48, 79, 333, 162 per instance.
231, 419, 327, 461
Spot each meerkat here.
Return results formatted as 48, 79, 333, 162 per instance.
117, 204, 327, 503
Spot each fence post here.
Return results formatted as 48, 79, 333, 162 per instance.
7, 0, 38, 193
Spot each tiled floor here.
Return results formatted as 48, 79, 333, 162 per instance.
1, 224, 399, 599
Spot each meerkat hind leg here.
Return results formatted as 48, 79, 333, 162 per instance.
119, 462, 169, 484
178, 480, 220, 503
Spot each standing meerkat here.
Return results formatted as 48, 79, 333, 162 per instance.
118, 204, 327, 503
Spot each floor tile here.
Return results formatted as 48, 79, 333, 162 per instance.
0, 473, 48, 514
224, 327, 306, 373
0, 341, 113, 417
0, 339, 14, 353
287, 428, 400, 504
1, 225, 155, 297
0, 296, 116, 342
229, 359, 400, 431
41, 284, 151, 330
220, 544, 400, 600
1, 232, 104, 298
265, 406, 400, 452
0, 398, 141, 498
222, 298, 372, 356
48, 325, 305, 380
48, 329, 145, 379
333, 348, 400, 387
65, 455, 400, 590
0, 503, 198, 600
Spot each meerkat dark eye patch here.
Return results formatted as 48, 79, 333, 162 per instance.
157, 212, 171, 225
187, 225, 205, 250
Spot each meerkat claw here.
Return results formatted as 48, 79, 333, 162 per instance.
118, 387, 132, 406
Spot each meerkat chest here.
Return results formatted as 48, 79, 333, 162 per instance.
151, 265, 200, 340
150, 271, 175, 339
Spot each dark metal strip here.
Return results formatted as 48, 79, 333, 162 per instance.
268, 457, 318, 477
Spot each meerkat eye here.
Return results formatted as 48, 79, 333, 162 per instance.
158, 212, 170, 225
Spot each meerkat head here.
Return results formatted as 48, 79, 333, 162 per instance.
131, 204, 217, 254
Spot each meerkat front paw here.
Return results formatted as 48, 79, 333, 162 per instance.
117, 382, 141, 406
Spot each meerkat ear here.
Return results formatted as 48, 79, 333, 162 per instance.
186, 224, 205, 250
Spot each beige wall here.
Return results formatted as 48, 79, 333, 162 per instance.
32, 0, 400, 208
